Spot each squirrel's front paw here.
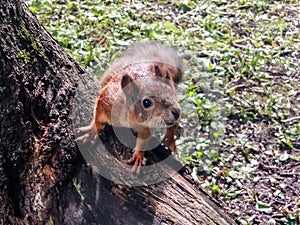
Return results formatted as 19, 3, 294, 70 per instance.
163, 124, 181, 151
126, 150, 147, 174
163, 137, 176, 151
75, 126, 98, 143
163, 133, 176, 151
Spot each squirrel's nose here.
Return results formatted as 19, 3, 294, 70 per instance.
171, 107, 181, 121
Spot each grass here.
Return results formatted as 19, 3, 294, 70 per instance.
24, 0, 300, 224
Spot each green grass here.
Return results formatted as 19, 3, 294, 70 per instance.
24, 0, 300, 224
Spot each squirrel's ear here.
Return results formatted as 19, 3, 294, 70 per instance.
153, 63, 179, 89
121, 74, 139, 105
154, 64, 163, 77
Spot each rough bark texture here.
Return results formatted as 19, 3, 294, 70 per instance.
0, 0, 237, 224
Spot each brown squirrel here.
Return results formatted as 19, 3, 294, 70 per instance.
77, 41, 184, 173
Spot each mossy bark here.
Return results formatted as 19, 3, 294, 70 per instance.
0, 0, 236, 224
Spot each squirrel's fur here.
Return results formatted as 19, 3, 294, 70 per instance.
77, 41, 184, 174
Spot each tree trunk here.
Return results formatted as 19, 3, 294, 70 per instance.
0, 0, 237, 224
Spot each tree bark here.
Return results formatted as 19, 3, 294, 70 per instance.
0, 0, 237, 224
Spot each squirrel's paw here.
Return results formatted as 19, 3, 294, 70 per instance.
163, 127, 178, 151
163, 137, 176, 151
163, 134, 176, 151
126, 151, 147, 174
75, 126, 98, 143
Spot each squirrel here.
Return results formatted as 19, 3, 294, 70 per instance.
76, 41, 185, 174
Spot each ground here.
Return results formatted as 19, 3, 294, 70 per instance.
24, 0, 300, 224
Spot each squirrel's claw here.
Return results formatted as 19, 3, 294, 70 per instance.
126, 150, 147, 174
75, 126, 98, 143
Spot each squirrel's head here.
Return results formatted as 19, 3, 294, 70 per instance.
121, 74, 181, 129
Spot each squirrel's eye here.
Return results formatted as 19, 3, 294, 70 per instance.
142, 99, 152, 108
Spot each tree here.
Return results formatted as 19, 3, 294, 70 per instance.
0, 0, 236, 224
